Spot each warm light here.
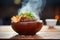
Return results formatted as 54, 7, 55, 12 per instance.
55, 7, 59, 20
55, 15, 59, 20
14, 0, 21, 4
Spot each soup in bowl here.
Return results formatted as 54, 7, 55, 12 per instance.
11, 11, 43, 35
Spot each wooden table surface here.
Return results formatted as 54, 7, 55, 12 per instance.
0, 25, 60, 39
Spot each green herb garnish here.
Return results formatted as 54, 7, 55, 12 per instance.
19, 11, 35, 18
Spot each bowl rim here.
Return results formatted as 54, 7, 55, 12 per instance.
12, 20, 43, 23
45, 19, 57, 21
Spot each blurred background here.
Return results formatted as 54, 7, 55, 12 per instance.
0, 0, 60, 25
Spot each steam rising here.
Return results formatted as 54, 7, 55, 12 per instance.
18, 0, 46, 19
